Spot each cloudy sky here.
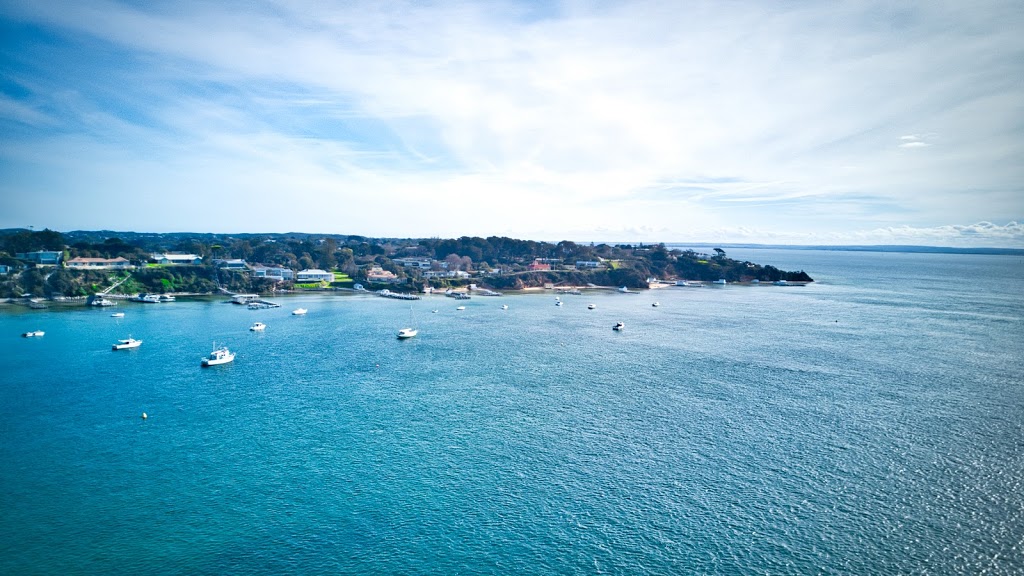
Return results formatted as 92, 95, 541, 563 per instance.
1, 0, 1022, 246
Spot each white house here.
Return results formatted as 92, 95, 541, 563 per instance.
576, 260, 603, 269
213, 259, 248, 270
252, 266, 294, 281
296, 269, 334, 282
152, 253, 202, 265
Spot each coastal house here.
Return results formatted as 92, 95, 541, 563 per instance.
393, 257, 433, 269
15, 250, 62, 266
152, 253, 203, 265
528, 260, 551, 271
576, 260, 603, 269
296, 269, 334, 283
213, 258, 248, 270
66, 256, 133, 270
253, 266, 294, 281
365, 265, 400, 283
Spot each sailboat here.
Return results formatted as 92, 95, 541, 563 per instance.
397, 307, 417, 339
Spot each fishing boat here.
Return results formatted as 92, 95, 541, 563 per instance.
613, 321, 625, 331
588, 304, 596, 310
249, 322, 266, 331
652, 302, 660, 307
292, 308, 307, 315
112, 337, 142, 350
201, 344, 235, 367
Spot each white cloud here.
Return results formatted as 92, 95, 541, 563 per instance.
1, 0, 1022, 245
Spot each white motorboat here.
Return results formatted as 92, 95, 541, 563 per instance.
22, 330, 45, 337
652, 302, 659, 307
112, 337, 142, 350
111, 312, 125, 318
618, 286, 630, 293
502, 305, 508, 310
250, 322, 266, 331
201, 345, 235, 367
555, 301, 562, 307
613, 321, 625, 331
292, 308, 307, 315
773, 280, 789, 286
135, 293, 161, 303
456, 306, 466, 310
588, 304, 596, 310
713, 279, 727, 285
90, 297, 116, 306
159, 294, 176, 302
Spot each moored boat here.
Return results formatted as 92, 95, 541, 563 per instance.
112, 337, 142, 350
292, 308, 307, 315
397, 328, 417, 339
22, 330, 45, 337
250, 322, 266, 331
613, 321, 625, 331
201, 345, 235, 367
111, 312, 125, 318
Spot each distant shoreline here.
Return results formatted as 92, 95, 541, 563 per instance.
660, 243, 1024, 256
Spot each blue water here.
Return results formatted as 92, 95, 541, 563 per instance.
2, 250, 1023, 574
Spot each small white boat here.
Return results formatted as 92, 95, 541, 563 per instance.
397, 328, 418, 339
201, 345, 235, 367
501, 304, 508, 310
112, 337, 142, 350
773, 280, 789, 286
431, 309, 438, 313
22, 330, 45, 337
652, 302, 659, 307
159, 294, 176, 302
135, 293, 161, 303
613, 321, 625, 331
250, 322, 266, 331
713, 279, 727, 285
111, 312, 125, 318
618, 286, 630, 293
456, 305, 466, 310
588, 304, 596, 310
555, 301, 562, 306
292, 308, 307, 315
91, 297, 116, 307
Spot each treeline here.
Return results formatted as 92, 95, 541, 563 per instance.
0, 229, 813, 298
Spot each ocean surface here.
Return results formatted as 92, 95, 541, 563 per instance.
2, 249, 1022, 574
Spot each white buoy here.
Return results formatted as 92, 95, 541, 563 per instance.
141, 412, 148, 420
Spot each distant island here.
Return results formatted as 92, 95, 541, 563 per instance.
0, 228, 813, 300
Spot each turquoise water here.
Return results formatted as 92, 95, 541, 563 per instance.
2, 250, 1023, 574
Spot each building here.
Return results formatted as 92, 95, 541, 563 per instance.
252, 266, 294, 281
576, 260, 603, 269
213, 259, 248, 270
366, 265, 400, 283
66, 257, 133, 270
528, 260, 551, 271
152, 253, 203, 265
296, 269, 334, 282
392, 258, 433, 269
15, 251, 62, 265
0, 264, 10, 275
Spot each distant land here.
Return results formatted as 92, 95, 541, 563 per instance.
663, 242, 1024, 256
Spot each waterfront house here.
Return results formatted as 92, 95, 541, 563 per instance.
528, 260, 551, 271
66, 256, 133, 270
15, 250, 62, 266
152, 253, 203, 265
296, 269, 334, 282
213, 258, 248, 270
366, 265, 400, 283
393, 258, 433, 269
253, 266, 294, 281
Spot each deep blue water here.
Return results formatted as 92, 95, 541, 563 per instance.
2, 249, 1023, 574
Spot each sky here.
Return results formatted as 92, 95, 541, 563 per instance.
1, 0, 1022, 247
